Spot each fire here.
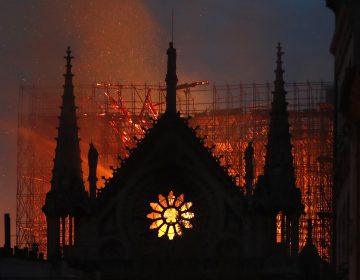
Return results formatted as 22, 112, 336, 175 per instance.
17, 82, 333, 261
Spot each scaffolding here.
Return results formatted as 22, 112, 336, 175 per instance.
16, 81, 333, 261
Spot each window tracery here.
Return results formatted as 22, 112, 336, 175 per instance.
147, 191, 194, 240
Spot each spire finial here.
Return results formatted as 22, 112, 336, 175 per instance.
65, 46, 73, 73
64, 46, 74, 87
277, 42, 283, 57
275, 42, 284, 80
273, 42, 285, 96
165, 42, 178, 114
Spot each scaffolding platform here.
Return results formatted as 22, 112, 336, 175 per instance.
16, 81, 333, 261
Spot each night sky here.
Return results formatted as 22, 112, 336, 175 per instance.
0, 1, 333, 245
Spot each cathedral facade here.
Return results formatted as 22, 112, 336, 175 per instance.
43, 43, 330, 280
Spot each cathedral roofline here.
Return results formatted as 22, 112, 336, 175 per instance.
97, 113, 240, 204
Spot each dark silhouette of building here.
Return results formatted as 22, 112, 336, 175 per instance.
42, 43, 332, 280
244, 141, 254, 195
298, 219, 332, 280
260, 43, 303, 257
88, 143, 99, 201
42, 47, 88, 260
0, 214, 82, 279
327, 1, 360, 280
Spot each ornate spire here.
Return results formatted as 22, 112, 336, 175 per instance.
264, 43, 296, 195
165, 42, 178, 114
43, 47, 86, 260
262, 44, 303, 257
50, 46, 84, 193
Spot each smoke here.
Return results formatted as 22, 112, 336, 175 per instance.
0, 0, 334, 245
17, 0, 164, 84
0, 119, 17, 247
0, 0, 165, 246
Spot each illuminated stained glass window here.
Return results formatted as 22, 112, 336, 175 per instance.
276, 211, 283, 243
147, 191, 195, 240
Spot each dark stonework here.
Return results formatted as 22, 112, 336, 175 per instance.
42, 47, 87, 260
244, 141, 254, 195
88, 143, 99, 201
42, 43, 332, 280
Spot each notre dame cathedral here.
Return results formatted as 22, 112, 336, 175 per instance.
42, 43, 333, 280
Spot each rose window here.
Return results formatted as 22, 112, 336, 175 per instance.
147, 191, 195, 240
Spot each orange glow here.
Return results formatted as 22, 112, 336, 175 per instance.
163, 208, 178, 224
150, 202, 163, 212
149, 219, 163, 230
147, 191, 194, 240
18, 82, 332, 261
276, 212, 282, 243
